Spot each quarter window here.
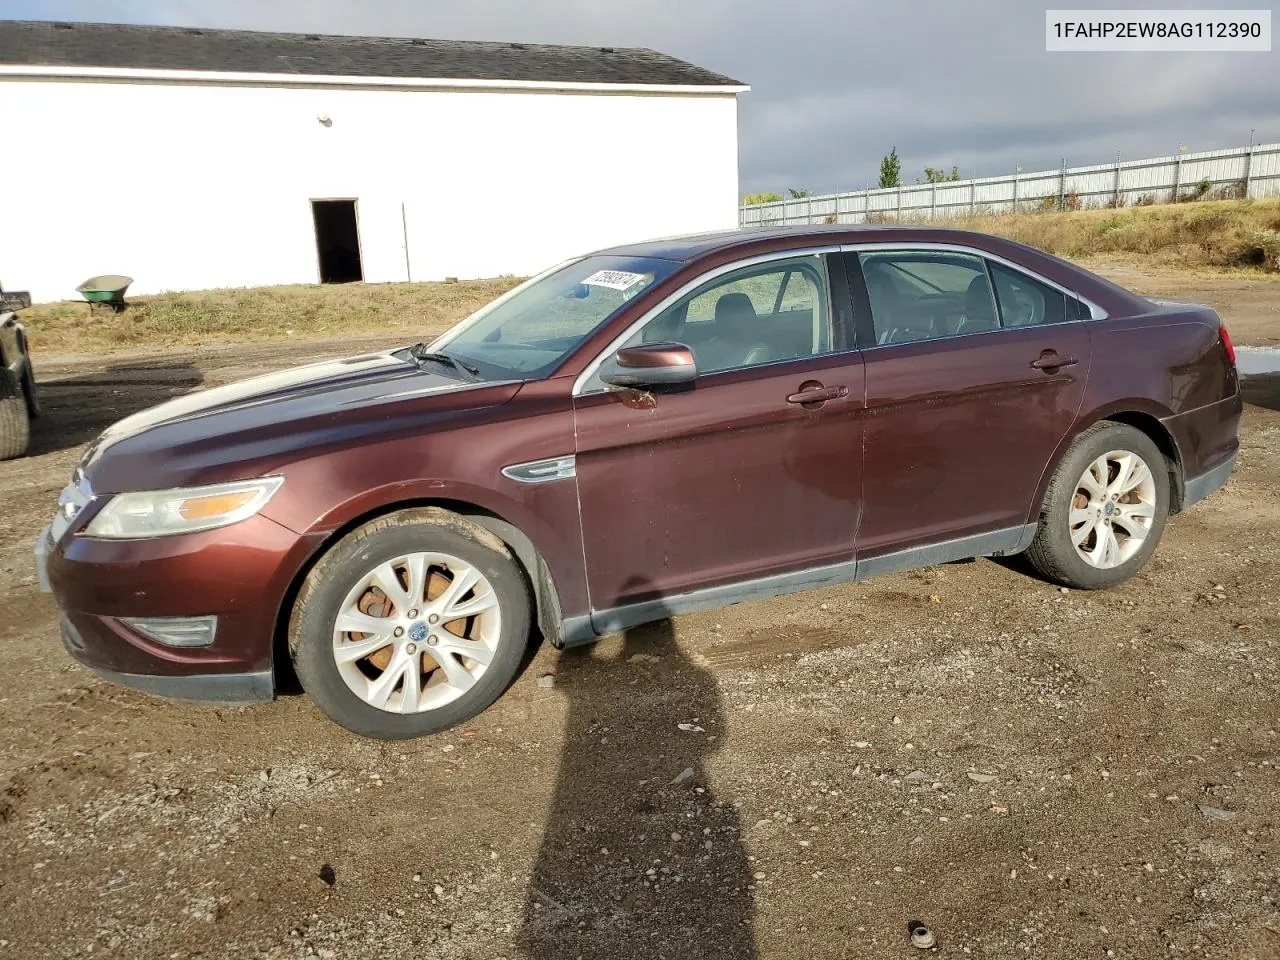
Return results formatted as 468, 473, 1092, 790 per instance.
628, 255, 832, 375
988, 263, 1070, 327
860, 251, 999, 345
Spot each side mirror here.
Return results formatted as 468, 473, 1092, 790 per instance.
600, 342, 698, 388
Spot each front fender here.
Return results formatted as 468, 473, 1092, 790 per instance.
259, 401, 588, 619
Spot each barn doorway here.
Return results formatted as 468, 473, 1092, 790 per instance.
312, 199, 363, 283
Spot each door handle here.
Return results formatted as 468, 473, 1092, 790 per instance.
1030, 351, 1078, 370
786, 382, 848, 406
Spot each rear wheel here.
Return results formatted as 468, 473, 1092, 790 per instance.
0, 369, 30, 460
1025, 422, 1170, 589
290, 509, 532, 739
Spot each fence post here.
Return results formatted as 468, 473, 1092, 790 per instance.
1171, 154, 1182, 202
807, 194, 814, 225
1058, 157, 1066, 211
1113, 154, 1122, 208
1243, 144, 1254, 198
896, 184, 902, 221
970, 181, 976, 216
1012, 169, 1019, 213
930, 182, 937, 219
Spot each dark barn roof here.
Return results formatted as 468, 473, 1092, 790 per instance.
0, 20, 744, 87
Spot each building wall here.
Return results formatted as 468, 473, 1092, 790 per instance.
2, 78, 740, 302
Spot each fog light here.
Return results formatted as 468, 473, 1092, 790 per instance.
123, 615, 217, 648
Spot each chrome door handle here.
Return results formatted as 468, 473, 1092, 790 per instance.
786, 383, 848, 406
1031, 352, 1078, 370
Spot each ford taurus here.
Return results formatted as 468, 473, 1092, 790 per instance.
36, 226, 1242, 738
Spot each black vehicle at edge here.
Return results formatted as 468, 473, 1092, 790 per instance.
1, 283, 40, 459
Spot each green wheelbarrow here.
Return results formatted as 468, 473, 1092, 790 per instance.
77, 275, 133, 312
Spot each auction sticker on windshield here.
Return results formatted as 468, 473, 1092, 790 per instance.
582, 270, 648, 291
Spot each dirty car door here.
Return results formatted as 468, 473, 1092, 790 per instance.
572, 252, 865, 616
850, 247, 1092, 563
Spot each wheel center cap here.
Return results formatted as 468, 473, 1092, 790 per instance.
407, 621, 429, 643
1104, 501, 1116, 516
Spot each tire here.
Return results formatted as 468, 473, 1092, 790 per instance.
1025, 422, 1171, 590
0, 369, 30, 460
22, 364, 40, 419
289, 508, 532, 739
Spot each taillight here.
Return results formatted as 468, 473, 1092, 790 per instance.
1219, 323, 1237, 367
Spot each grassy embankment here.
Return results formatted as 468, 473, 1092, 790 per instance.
24, 276, 522, 354
21, 197, 1280, 355
922, 195, 1280, 272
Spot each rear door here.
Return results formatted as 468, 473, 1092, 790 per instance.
847, 246, 1092, 562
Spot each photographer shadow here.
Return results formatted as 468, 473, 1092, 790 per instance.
518, 579, 757, 958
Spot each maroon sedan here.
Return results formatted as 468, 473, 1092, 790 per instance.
37, 226, 1241, 739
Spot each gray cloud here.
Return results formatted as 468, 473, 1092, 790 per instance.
14, 0, 1280, 194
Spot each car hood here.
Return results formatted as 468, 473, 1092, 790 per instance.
81, 351, 523, 493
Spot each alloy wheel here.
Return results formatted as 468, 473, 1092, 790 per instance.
1069, 450, 1157, 569
331, 552, 501, 713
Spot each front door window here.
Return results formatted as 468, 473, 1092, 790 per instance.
621, 255, 833, 376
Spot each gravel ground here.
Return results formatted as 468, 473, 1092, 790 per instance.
1, 291, 1278, 959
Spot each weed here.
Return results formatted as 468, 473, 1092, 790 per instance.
1098, 213, 1128, 234
1254, 230, 1280, 270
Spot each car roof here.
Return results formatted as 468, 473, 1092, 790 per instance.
596, 224, 1151, 316
595, 223, 1059, 263
594, 225, 899, 262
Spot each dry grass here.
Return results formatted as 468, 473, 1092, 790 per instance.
919, 196, 1280, 269
22, 277, 523, 354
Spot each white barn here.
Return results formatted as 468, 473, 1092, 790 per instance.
0, 21, 747, 302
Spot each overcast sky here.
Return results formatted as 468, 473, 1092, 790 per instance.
3, 0, 1276, 195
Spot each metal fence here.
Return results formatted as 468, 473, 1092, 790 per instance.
740, 141, 1280, 226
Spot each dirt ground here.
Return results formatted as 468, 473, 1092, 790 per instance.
2, 276, 1279, 959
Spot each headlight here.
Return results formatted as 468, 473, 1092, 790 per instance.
84, 477, 284, 539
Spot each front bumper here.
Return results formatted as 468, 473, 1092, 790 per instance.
59, 614, 274, 703
37, 514, 324, 705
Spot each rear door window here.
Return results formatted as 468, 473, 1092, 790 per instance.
859, 251, 999, 345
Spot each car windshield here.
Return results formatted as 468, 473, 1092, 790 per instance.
428, 255, 679, 380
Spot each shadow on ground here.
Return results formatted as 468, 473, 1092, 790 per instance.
518, 589, 757, 959
29, 360, 203, 455
1242, 372, 1280, 413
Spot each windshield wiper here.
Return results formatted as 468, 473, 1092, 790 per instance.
408, 344, 480, 379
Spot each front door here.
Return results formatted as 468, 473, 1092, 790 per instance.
849, 248, 1092, 561
572, 253, 864, 615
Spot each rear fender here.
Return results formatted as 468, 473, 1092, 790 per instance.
1024, 398, 1182, 524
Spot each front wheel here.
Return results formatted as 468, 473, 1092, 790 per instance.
1025, 422, 1171, 589
290, 508, 532, 739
